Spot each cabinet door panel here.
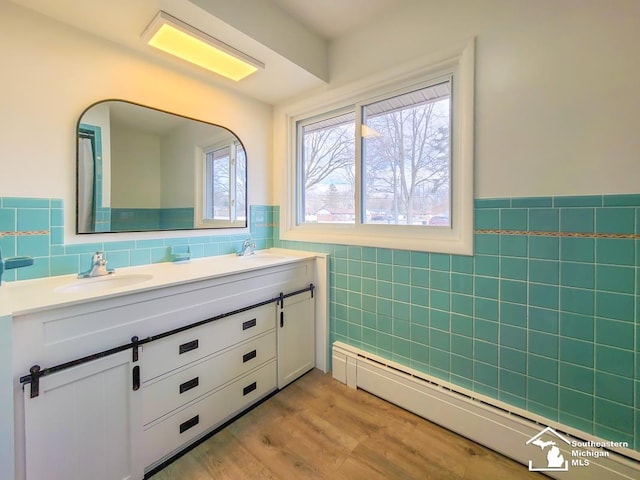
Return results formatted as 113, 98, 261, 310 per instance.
23, 351, 141, 480
277, 293, 315, 388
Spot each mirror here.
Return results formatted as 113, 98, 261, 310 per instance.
76, 100, 247, 233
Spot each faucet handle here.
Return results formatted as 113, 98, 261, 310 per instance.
78, 251, 112, 278
237, 238, 255, 256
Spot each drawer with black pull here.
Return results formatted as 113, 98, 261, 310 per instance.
142, 360, 277, 469
141, 303, 275, 382
141, 331, 276, 424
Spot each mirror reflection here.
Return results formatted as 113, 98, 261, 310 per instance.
77, 100, 247, 233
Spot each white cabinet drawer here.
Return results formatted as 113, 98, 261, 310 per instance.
141, 303, 275, 382
141, 331, 276, 425
143, 360, 277, 469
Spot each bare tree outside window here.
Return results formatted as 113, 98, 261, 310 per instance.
300, 112, 355, 223
206, 148, 230, 220
289, 45, 475, 254
363, 82, 451, 226
204, 142, 246, 222
297, 82, 451, 227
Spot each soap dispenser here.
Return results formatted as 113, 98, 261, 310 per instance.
0, 247, 34, 284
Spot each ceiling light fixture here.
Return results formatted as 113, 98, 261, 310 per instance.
141, 11, 264, 81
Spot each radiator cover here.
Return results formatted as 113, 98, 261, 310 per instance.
332, 342, 639, 480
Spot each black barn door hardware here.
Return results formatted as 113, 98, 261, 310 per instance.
131, 336, 140, 362
20, 283, 315, 397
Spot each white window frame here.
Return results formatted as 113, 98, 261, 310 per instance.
296, 107, 356, 225
194, 140, 247, 228
278, 40, 475, 255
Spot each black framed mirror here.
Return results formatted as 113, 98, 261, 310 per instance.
76, 100, 247, 233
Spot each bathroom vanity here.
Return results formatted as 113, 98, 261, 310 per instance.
5, 249, 328, 480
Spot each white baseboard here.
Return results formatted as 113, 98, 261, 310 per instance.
332, 342, 640, 480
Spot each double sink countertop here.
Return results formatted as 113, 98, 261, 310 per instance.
0, 249, 319, 317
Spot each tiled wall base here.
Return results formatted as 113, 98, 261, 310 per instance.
0, 198, 275, 282
2, 194, 639, 452
276, 194, 640, 452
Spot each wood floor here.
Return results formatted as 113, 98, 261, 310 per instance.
150, 369, 545, 480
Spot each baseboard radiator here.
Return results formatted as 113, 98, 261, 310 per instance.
332, 342, 639, 480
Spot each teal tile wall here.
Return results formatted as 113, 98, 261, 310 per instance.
3, 194, 639, 451
111, 208, 161, 231
275, 194, 640, 452
110, 207, 196, 231
0, 197, 275, 281
94, 207, 111, 232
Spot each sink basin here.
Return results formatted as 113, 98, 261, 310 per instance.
54, 273, 154, 294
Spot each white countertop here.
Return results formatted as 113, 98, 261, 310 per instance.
0, 249, 319, 316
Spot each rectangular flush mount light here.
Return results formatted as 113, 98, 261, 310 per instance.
141, 11, 264, 81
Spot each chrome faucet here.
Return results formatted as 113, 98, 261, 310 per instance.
78, 251, 114, 278
237, 238, 256, 257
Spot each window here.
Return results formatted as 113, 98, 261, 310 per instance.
299, 111, 355, 224
362, 82, 451, 227
280, 41, 474, 254
202, 141, 246, 225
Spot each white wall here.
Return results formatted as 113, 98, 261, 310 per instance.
160, 122, 233, 209
0, 314, 14, 480
321, 0, 640, 198
0, 2, 272, 239
110, 125, 162, 208
189, 0, 329, 81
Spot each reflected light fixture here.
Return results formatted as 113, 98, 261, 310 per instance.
142, 11, 264, 81
361, 124, 381, 138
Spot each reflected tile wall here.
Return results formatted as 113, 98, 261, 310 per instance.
0, 198, 275, 281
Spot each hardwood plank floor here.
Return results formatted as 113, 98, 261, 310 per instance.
150, 369, 545, 480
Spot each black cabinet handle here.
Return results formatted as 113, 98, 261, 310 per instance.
131, 336, 139, 362
179, 339, 199, 354
179, 377, 199, 394
243, 350, 257, 363
132, 365, 140, 391
242, 318, 257, 330
243, 381, 257, 396
280, 311, 284, 328
179, 415, 199, 434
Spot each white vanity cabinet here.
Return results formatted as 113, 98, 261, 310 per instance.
22, 351, 142, 480
140, 303, 279, 470
277, 290, 315, 388
11, 254, 323, 480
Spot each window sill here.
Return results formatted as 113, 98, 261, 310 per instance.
280, 221, 473, 255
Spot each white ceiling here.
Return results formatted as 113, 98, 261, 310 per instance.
10, 0, 406, 104
271, 0, 404, 40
